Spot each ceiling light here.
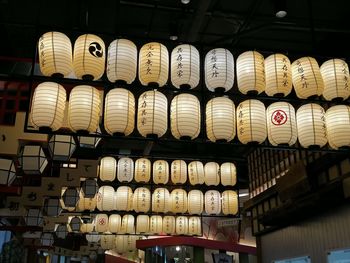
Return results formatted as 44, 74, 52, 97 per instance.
176, 246, 181, 251
170, 35, 178, 41
275, 10, 287, 18
181, 0, 190, 4
274, 0, 287, 18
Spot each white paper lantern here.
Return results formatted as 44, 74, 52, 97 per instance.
76, 191, 96, 212
170, 93, 201, 140
170, 189, 188, 214
205, 190, 221, 215
104, 88, 135, 136
61, 187, 80, 210
41, 233, 54, 247
44, 198, 62, 217
266, 102, 297, 146
120, 214, 135, 234
170, 44, 200, 89
100, 235, 115, 250
139, 42, 169, 87
48, 135, 76, 161
117, 157, 134, 183
296, 103, 328, 148
136, 215, 150, 234
30, 82, 66, 131
18, 145, 48, 175
38, 31, 73, 77
99, 156, 117, 182
108, 214, 121, 233
133, 187, 151, 213
206, 97, 235, 142
86, 232, 100, 243
237, 51, 265, 95
264, 53, 292, 97
152, 188, 170, 213
69, 216, 81, 232
0, 158, 16, 185
115, 235, 137, 254
176, 216, 188, 235
204, 162, 220, 186
149, 215, 163, 234
95, 214, 109, 233
325, 105, 350, 149
162, 216, 176, 235
222, 190, 238, 215
137, 90, 168, 138
204, 48, 234, 92
153, 160, 169, 184
107, 39, 137, 84
187, 190, 203, 215
134, 158, 151, 183
97, 186, 115, 211
115, 186, 133, 211
188, 217, 201, 236
73, 34, 105, 80
25, 208, 43, 226
55, 224, 68, 239
188, 161, 205, 185
80, 222, 94, 233
237, 99, 267, 144
171, 160, 187, 184
220, 162, 237, 186
320, 59, 350, 101
291, 57, 324, 99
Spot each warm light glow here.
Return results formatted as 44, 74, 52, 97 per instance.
325, 105, 350, 149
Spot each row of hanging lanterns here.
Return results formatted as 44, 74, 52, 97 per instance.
38, 32, 350, 100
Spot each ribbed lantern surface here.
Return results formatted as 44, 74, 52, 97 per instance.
134, 158, 151, 183
171, 160, 187, 184
153, 160, 169, 184
187, 190, 204, 215
204, 162, 220, 186
325, 105, 350, 149
188, 161, 205, 185
220, 162, 237, 186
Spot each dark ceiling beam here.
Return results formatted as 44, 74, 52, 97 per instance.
119, 0, 194, 13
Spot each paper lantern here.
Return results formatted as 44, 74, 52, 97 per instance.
152, 188, 170, 213
237, 51, 265, 95
55, 224, 68, 239
120, 214, 135, 234
220, 162, 237, 186
138, 42, 169, 87
38, 31, 73, 77
107, 39, 137, 84
68, 85, 101, 133
171, 44, 200, 89
204, 48, 234, 93
133, 187, 151, 213
99, 157, 117, 182
325, 105, 350, 149
81, 179, 98, 198
86, 232, 100, 243
296, 103, 328, 148
136, 215, 150, 234
222, 190, 238, 215
61, 187, 80, 210
48, 135, 76, 161
170, 189, 188, 214
171, 160, 187, 184
187, 190, 203, 215
206, 97, 235, 142
188, 217, 201, 236
170, 94, 201, 140
69, 216, 81, 232
41, 233, 54, 247
0, 158, 16, 185
100, 235, 115, 250
204, 162, 220, 186
115, 235, 137, 254
108, 215, 121, 234
320, 59, 350, 101
76, 191, 97, 212
175, 216, 188, 236
115, 186, 133, 211
162, 216, 176, 235
237, 100, 267, 144
137, 90, 168, 138
117, 157, 134, 183
25, 209, 43, 226
149, 216, 163, 234
95, 214, 109, 233
264, 53, 292, 97
134, 158, 151, 183
266, 102, 297, 146
205, 190, 221, 215
44, 198, 62, 217
104, 88, 135, 136
291, 57, 324, 99
18, 145, 48, 174
73, 34, 105, 80
153, 160, 169, 184
188, 161, 204, 185
30, 82, 66, 131
80, 222, 94, 233
97, 186, 115, 211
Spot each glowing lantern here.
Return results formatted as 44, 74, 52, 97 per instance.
152, 188, 170, 213
205, 190, 221, 215
163, 216, 176, 235
325, 105, 350, 149
136, 215, 150, 234
117, 157, 134, 183
204, 162, 220, 186
171, 160, 187, 184
153, 160, 169, 184
95, 214, 109, 233
187, 190, 203, 215
48, 135, 76, 161
176, 216, 188, 235
134, 158, 151, 183
120, 214, 135, 234
222, 190, 238, 215
96, 186, 115, 211
133, 187, 151, 213
170, 189, 188, 214
99, 156, 116, 182
220, 162, 236, 186
76, 191, 96, 212
115, 186, 133, 211
108, 214, 121, 233
188, 217, 201, 236
188, 161, 205, 185
100, 235, 115, 250
80, 222, 94, 233
149, 215, 163, 234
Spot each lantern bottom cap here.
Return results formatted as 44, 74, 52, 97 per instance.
214, 87, 226, 95
76, 130, 90, 135
308, 145, 321, 150
179, 84, 192, 91
114, 80, 128, 86
147, 82, 160, 89
51, 73, 64, 78
216, 139, 228, 143
307, 95, 319, 100
113, 132, 126, 137
247, 141, 260, 145
331, 97, 345, 103
39, 126, 53, 133
247, 90, 259, 96
82, 74, 94, 81
278, 143, 290, 146
146, 134, 159, 139
339, 146, 350, 150
273, 93, 285, 98
180, 136, 192, 141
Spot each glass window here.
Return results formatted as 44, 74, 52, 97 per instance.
328, 249, 350, 263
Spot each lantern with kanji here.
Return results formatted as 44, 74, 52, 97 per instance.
100, 235, 115, 250
152, 188, 170, 213
0, 158, 16, 185
188, 217, 201, 236
96, 186, 115, 211
18, 145, 48, 174
188, 161, 205, 185
136, 215, 149, 234
133, 187, 151, 213
99, 156, 116, 182
222, 190, 238, 215
149, 215, 163, 234
171, 160, 187, 184
170, 189, 188, 214
204, 162, 220, 186
95, 214, 109, 233
115, 186, 133, 211
108, 214, 121, 233
153, 160, 169, 184
187, 190, 203, 215
134, 158, 151, 183
162, 216, 176, 235
325, 105, 350, 149
119, 214, 135, 234
220, 162, 236, 186
204, 190, 221, 215
176, 216, 188, 235
117, 157, 134, 183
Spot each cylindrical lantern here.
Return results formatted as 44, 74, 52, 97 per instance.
325, 105, 350, 149
136, 215, 150, 234
86, 232, 100, 243
296, 103, 328, 148
104, 88, 135, 136
108, 214, 121, 233
69, 216, 81, 232
117, 157, 134, 183
188, 161, 205, 185
220, 162, 237, 186
138, 42, 169, 87
204, 48, 234, 93
204, 162, 220, 186
266, 102, 297, 146
134, 158, 151, 183
120, 214, 135, 234
30, 82, 66, 131
137, 90, 168, 138
237, 99, 267, 144
115, 186, 133, 211
61, 187, 79, 210
188, 217, 201, 236
100, 235, 115, 250
44, 198, 62, 217
176, 216, 188, 235
99, 156, 116, 182
264, 53, 292, 97
153, 160, 169, 184
48, 135, 76, 161
222, 190, 238, 215
162, 216, 176, 235
18, 145, 48, 175
206, 97, 235, 142
96, 186, 115, 211
170, 189, 188, 214
152, 188, 170, 213
25, 209, 43, 226
133, 187, 151, 213
107, 39, 137, 84
80, 222, 94, 233
95, 214, 109, 233
291, 57, 324, 99
170, 44, 200, 89
68, 85, 101, 133
115, 235, 137, 254
170, 94, 201, 140
73, 34, 105, 80
205, 190, 221, 215
41, 233, 54, 247
171, 160, 187, 184
237, 51, 265, 95
76, 191, 96, 212
149, 215, 163, 234
0, 158, 16, 185
55, 224, 68, 239
320, 59, 350, 101
187, 190, 203, 215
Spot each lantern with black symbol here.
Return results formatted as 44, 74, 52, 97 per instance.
68, 216, 81, 232
171, 160, 187, 184
100, 235, 115, 250
325, 105, 350, 149
204, 162, 220, 186
0, 158, 16, 185
220, 162, 236, 186
95, 214, 109, 233
55, 224, 68, 239
119, 214, 135, 234
188, 217, 201, 236
44, 198, 62, 217
152, 188, 170, 213
41, 233, 54, 247
221, 190, 238, 215
18, 145, 48, 175
108, 214, 121, 233
117, 157, 134, 183
97, 186, 115, 211
188, 161, 204, 185
133, 187, 151, 213
99, 156, 116, 182
176, 216, 188, 235
187, 190, 203, 215
163, 216, 176, 235
204, 190, 221, 215
153, 160, 169, 184
48, 135, 76, 161
61, 187, 80, 211
170, 189, 188, 214
115, 186, 133, 211
136, 215, 149, 234
81, 179, 98, 198
24, 208, 43, 226
134, 158, 151, 183
149, 215, 163, 234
